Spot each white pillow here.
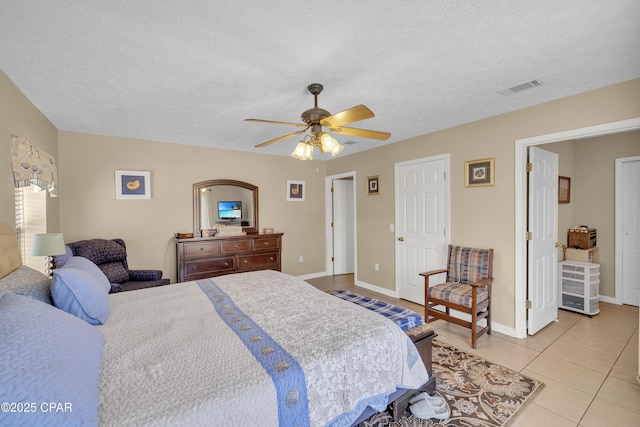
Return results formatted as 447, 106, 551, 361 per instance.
64, 256, 111, 293
0, 292, 104, 426
51, 267, 110, 325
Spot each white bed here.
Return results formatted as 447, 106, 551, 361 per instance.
0, 218, 428, 427
97, 270, 428, 426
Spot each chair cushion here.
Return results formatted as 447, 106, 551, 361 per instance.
427, 282, 489, 311
73, 239, 127, 265
446, 246, 492, 284
99, 261, 130, 284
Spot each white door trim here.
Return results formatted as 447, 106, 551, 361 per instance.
616, 156, 640, 305
514, 117, 640, 338
325, 171, 357, 277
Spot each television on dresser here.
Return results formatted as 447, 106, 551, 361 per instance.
217, 201, 242, 220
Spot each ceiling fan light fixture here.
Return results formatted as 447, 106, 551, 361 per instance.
318, 132, 343, 156
291, 140, 314, 161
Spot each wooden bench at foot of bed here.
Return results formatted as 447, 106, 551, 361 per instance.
391, 325, 437, 419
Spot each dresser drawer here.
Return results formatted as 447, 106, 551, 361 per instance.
220, 239, 251, 254
237, 252, 280, 271
182, 241, 220, 258
183, 257, 235, 278
251, 236, 280, 251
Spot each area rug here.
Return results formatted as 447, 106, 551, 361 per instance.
357, 339, 543, 427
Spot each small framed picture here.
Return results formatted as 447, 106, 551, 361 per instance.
558, 176, 571, 204
367, 175, 380, 195
115, 170, 151, 199
286, 180, 305, 201
465, 158, 494, 187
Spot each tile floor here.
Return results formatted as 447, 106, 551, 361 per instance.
306, 274, 640, 427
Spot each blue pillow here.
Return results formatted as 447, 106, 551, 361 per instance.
52, 267, 110, 325
0, 292, 105, 426
64, 256, 111, 293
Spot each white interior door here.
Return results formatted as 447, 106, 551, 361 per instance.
621, 159, 640, 306
527, 146, 559, 335
332, 178, 355, 275
395, 155, 448, 304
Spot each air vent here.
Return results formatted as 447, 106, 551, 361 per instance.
343, 140, 359, 145
498, 79, 542, 96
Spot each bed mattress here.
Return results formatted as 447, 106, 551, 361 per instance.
97, 270, 428, 427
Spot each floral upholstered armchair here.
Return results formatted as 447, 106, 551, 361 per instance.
53, 238, 169, 293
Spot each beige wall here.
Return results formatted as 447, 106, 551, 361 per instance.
57, 132, 327, 282
545, 131, 640, 298
327, 78, 640, 329
3, 65, 639, 332
0, 70, 59, 229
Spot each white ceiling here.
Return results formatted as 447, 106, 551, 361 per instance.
1, 1, 639, 159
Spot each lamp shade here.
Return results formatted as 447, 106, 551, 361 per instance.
30, 233, 66, 256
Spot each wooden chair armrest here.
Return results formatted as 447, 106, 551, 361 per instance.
468, 277, 493, 287
419, 268, 447, 277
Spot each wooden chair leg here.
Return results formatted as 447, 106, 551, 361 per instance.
486, 284, 492, 336
471, 287, 478, 348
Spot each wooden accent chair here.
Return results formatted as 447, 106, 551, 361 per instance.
420, 245, 494, 348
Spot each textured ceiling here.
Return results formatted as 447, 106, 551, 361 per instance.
1, 0, 639, 159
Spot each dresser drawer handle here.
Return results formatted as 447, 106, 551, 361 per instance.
224, 262, 229, 267
263, 241, 269, 246
233, 244, 239, 249
269, 257, 274, 261
200, 247, 204, 251
192, 266, 197, 271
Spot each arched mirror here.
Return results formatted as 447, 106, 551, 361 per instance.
193, 179, 259, 235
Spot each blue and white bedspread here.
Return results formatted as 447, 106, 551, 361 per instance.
97, 270, 428, 427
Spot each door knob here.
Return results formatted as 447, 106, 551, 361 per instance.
398, 237, 404, 241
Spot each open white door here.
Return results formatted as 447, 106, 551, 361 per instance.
620, 158, 640, 306
395, 155, 448, 304
332, 178, 355, 275
527, 146, 559, 335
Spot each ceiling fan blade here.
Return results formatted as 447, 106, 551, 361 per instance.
245, 118, 307, 128
328, 126, 391, 141
254, 130, 307, 148
320, 104, 374, 128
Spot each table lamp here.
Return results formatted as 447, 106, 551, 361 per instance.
31, 233, 65, 276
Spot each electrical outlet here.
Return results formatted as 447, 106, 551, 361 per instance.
374, 263, 380, 271
299, 255, 304, 263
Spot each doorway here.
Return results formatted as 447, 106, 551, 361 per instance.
325, 172, 356, 276
514, 118, 640, 339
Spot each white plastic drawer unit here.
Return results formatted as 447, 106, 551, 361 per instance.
558, 261, 600, 316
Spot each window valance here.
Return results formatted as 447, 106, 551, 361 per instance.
11, 135, 58, 197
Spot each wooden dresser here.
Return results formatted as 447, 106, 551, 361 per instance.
176, 233, 283, 282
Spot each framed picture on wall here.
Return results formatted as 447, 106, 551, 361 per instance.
558, 176, 571, 203
287, 180, 305, 201
115, 170, 151, 199
465, 158, 494, 187
367, 175, 380, 195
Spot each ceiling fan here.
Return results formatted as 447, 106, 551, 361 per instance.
245, 83, 391, 160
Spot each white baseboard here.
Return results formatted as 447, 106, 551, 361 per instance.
295, 271, 329, 281
354, 280, 399, 298
599, 295, 617, 304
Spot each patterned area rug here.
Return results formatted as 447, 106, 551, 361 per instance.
358, 339, 543, 427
